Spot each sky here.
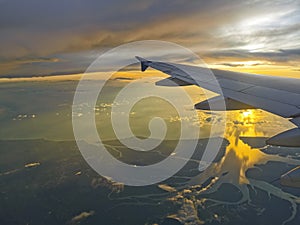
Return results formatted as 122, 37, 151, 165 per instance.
0, 0, 300, 77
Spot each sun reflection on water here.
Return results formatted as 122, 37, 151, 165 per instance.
110, 108, 300, 224
170, 111, 300, 224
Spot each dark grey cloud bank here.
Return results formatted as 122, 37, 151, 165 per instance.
0, 0, 299, 77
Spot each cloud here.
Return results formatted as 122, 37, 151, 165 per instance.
69, 210, 95, 224
204, 48, 300, 66
24, 162, 40, 168
0, 0, 300, 76
0, 57, 59, 66
216, 62, 264, 67
91, 176, 124, 193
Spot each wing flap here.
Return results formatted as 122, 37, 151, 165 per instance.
242, 86, 300, 106
222, 88, 300, 118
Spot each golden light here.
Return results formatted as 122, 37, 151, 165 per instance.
242, 110, 253, 118
231, 109, 265, 137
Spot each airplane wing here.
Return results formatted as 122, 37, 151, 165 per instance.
136, 56, 300, 147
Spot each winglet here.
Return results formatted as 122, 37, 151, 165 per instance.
135, 56, 152, 72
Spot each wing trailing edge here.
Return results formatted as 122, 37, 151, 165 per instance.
194, 96, 255, 111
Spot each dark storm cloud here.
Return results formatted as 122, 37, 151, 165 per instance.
0, 0, 299, 77
216, 62, 264, 67
0, 0, 268, 58
205, 48, 300, 65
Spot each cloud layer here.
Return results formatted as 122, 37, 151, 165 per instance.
0, 0, 299, 77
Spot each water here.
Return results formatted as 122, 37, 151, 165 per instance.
0, 76, 299, 225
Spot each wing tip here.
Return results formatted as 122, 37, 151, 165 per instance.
135, 56, 152, 72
